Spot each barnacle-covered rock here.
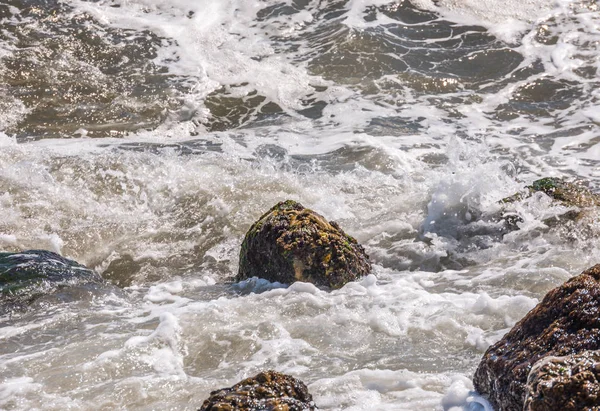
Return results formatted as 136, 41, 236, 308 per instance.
473, 264, 600, 410
236, 200, 371, 289
199, 370, 318, 411
0, 249, 103, 309
524, 350, 600, 411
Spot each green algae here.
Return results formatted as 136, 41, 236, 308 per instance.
199, 370, 317, 411
237, 200, 371, 289
503, 177, 600, 209
528, 177, 600, 208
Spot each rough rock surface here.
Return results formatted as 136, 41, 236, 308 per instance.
503, 177, 600, 207
236, 200, 371, 289
473, 264, 600, 411
199, 370, 318, 411
495, 177, 600, 239
0, 249, 102, 308
524, 350, 600, 411
527, 177, 600, 208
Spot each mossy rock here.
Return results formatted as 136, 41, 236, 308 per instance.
503, 177, 600, 209
0, 249, 102, 307
528, 177, 600, 208
498, 177, 600, 233
236, 200, 371, 289
199, 370, 318, 411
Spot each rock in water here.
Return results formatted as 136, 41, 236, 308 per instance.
502, 177, 600, 207
528, 177, 600, 208
497, 177, 600, 235
0, 249, 102, 308
524, 350, 600, 411
199, 370, 318, 411
236, 200, 371, 289
473, 264, 600, 410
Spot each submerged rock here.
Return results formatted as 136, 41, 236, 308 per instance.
502, 177, 600, 221
473, 264, 600, 410
101, 254, 142, 287
527, 177, 600, 208
199, 370, 317, 411
236, 200, 371, 289
0, 249, 103, 308
490, 176, 600, 241
524, 350, 600, 411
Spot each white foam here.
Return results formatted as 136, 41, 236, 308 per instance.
2, 0, 600, 409
312, 369, 474, 410
145, 281, 186, 303
0, 233, 17, 246
412, 0, 557, 42
0, 377, 42, 404
70, 0, 322, 124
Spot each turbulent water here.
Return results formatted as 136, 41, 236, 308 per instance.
1, 0, 600, 409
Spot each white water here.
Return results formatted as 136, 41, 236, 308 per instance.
1, 0, 600, 409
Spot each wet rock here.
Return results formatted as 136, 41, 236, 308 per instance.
102, 254, 142, 287
0, 249, 103, 309
236, 200, 371, 289
199, 370, 318, 411
524, 350, 600, 411
473, 264, 600, 410
527, 177, 600, 208
502, 177, 600, 219
494, 177, 600, 240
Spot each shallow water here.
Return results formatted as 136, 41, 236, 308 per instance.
1, 0, 600, 409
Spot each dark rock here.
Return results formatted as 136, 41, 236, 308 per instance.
199, 370, 318, 411
473, 264, 600, 410
524, 350, 600, 411
236, 200, 371, 289
0, 249, 103, 308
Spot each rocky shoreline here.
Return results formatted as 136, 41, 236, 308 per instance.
3, 179, 600, 410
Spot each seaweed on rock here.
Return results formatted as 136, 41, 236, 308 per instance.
236, 200, 371, 289
199, 370, 318, 411
524, 350, 600, 411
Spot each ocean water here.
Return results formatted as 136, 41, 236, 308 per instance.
1, 0, 599, 409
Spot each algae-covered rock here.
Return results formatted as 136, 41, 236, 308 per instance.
528, 177, 600, 207
524, 350, 600, 411
236, 200, 371, 289
0, 249, 103, 308
503, 177, 600, 215
199, 370, 318, 411
473, 264, 600, 411
497, 177, 600, 235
